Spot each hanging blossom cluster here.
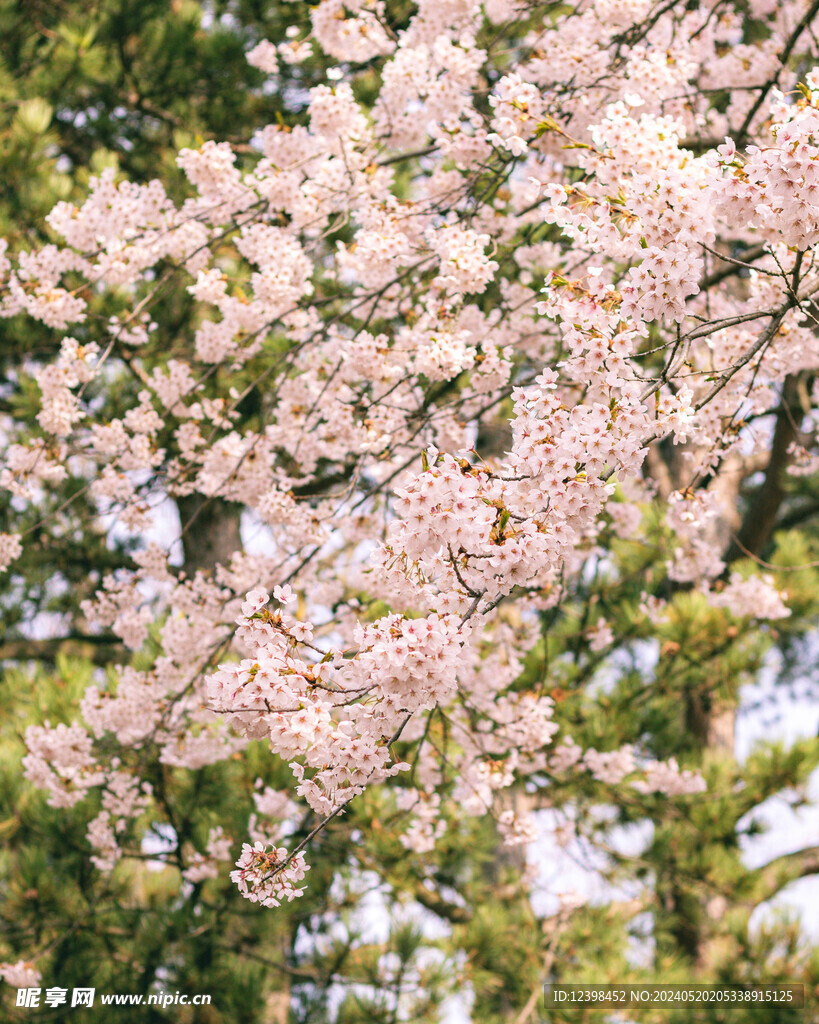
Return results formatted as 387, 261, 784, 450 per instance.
230, 843, 310, 909
206, 585, 468, 818
2, 0, 818, 918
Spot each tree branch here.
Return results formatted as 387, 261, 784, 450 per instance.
735, 0, 819, 143
724, 375, 801, 563
0, 635, 126, 665
753, 844, 819, 904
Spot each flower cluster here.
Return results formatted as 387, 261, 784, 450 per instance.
22, 723, 104, 809
0, 961, 41, 989
3, 0, 814, 922
230, 842, 309, 908
709, 573, 791, 621
182, 827, 234, 883
633, 759, 707, 796
0, 533, 22, 574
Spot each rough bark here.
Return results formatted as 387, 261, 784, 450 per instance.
176, 494, 242, 578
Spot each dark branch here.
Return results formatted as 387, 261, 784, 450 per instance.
0, 634, 126, 665
725, 376, 801, 564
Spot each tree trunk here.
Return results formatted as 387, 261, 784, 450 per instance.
176, 494, 242, 578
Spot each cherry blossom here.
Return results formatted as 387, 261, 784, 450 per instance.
3, 0, 816, 917
0, 962, 42, 989
230, 842, 309, 908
